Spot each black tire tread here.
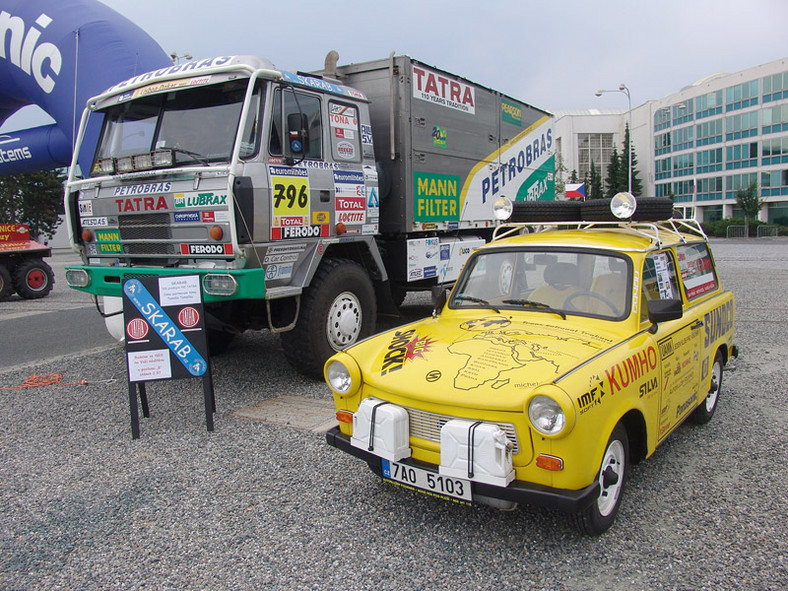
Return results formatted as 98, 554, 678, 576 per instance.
12, 258, 54, 299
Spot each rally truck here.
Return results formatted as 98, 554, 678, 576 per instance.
63, 53, 554, 377
0, 223, 55, 300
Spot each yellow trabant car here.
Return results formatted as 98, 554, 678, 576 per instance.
324, 202, 736, 535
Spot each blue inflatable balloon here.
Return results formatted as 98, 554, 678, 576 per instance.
0, 0, 171, 175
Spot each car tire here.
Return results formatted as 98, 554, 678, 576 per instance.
571, 423, 629, 535
281, 258, 376, 379
0, 264, 14, 301
12, 258, 54, 299
690, 350, 723, 425
510, 200, 581, 223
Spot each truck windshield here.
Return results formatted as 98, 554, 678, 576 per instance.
92, 80, 251, 173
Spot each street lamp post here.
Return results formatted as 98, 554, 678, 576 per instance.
595, 84, 632, 194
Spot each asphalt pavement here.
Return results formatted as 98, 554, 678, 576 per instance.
1, 239, 787, 591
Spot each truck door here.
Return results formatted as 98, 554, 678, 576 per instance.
641, 250, 702, 442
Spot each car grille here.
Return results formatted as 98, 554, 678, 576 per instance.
118, 214, 174, 256
403, 406, 521, 454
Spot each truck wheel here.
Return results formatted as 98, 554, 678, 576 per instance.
13, 259, 55, 299
690, 350, 723, 425
570, 423, 628, 535
281, 258, 376, 379
0, 264, 14, 301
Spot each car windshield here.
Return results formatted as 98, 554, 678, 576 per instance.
451, 248, 632, 320
92, 80, 252, 172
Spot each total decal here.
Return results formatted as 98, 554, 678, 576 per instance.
457, 116, 555, 221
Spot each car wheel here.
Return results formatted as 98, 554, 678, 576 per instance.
281, 258, 376, 379
690, 350, 723, 425
0, 264, 14, 301
571, 423, 628, 535
12, 258, 54, 299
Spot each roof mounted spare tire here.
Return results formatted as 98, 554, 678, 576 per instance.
510, 200, 581, 223
581, 197, 675, 222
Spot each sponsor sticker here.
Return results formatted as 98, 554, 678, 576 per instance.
179, 243, 233, 255
80, 217, 108, 227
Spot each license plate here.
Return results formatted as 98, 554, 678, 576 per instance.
382, 459, 472, 502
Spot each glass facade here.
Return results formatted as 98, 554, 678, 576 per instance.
652, 64, 788, 221
577, 133, 613, 182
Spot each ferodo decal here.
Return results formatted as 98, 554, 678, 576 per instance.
379, 329, 435, 375
412, 65, 475, 114
704, 299, 734, 347
414, 172, 460, 222
606, 346, 658, 395
271, 224, 329, 240
180, 243, 233, 255
271, 165, 309, 219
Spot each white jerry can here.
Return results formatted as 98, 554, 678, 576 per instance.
350, 397, 411, 462
439, 419, 515, 487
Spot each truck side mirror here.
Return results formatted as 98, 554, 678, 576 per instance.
287, 113, 309, 155
647, 298, 683, 332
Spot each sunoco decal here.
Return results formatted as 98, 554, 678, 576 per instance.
704, 300, 734, 347
412, 65, 475, 114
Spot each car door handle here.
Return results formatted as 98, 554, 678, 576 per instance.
690, 320, 704, 330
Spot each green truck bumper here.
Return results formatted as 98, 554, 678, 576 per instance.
64, 264, 267, 302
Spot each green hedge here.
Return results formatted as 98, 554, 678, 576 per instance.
701, 218, 788, 237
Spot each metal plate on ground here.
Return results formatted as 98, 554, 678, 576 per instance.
231, 395, 337, 433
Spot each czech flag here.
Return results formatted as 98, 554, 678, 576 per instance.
566, 183, 586, 200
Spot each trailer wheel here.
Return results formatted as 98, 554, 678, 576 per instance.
0, 264, 14, 301
281, 258, 376, 379
13, 258, 54, 299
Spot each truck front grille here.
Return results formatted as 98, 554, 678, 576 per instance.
404, 406, 520, 454
117, 213, 174, 257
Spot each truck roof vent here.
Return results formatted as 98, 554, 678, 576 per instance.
324, 50, 340, 79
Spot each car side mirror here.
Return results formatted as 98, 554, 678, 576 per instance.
287, 112, 309, 155
647, 298, 683, 332
432, 285, 448, 318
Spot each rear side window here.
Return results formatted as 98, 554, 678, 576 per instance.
328, 101, 361, 162
677, 243, 718, 300
641, 251, 680, 321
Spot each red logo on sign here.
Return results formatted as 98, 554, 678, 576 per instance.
178, 306, 200, 328
201, 211, 215, 223
126, 318, 149, 340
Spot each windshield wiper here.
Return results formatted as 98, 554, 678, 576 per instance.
454, 295, 500, 313
170, 147, 210, 166
502, 299, 566, 320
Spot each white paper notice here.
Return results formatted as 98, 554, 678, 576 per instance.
128, 349, 172, 382
158, 275, 201, 306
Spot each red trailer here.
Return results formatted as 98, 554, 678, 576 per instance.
0, 224, 55, 300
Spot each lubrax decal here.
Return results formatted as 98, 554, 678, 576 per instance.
704, 299, 734, 347
115, 196, 168, 212
605, 346, 658, 395
174, 192, 227, 208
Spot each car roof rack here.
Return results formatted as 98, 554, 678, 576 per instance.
492, 218, 708, 249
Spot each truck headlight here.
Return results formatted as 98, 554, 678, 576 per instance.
324, 353, 361, 397
65, 268, 90, 288
527, 385, 576, 438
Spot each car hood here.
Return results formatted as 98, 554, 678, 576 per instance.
350, 313, 622, 411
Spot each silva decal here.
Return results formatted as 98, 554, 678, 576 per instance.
122, 279, 207, 377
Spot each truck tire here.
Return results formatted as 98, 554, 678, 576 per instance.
0, 264, 14, 301
281, 258, 376, 379
13, 258, 54, 299
510, 200, 581, 223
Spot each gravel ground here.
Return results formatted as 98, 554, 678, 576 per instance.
1, 239, 787, 591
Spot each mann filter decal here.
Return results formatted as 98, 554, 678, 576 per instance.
414, 172, 460, 222
412, 64, 475, 114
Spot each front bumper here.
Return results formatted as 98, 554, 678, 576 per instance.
325, 426, 599, 513
64, 264, 267, 303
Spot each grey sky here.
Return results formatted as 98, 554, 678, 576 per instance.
2, 0, 787, 132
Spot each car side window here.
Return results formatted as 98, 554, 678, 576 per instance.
676, 243, 718, 300
641, 251, 680, 321
269, 87, 323, 159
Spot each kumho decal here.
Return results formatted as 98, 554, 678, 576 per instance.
380, 329, 435, 375
704, 299, 734, 348
605, 346, 658, 395
412, 65, 475, 114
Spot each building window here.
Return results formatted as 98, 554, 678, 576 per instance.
767, 201, 788, 225
763, 71, 788, 103
654, 108, 671, 132
726, 142, 759, 170
577, 133, 613, 182
761, 169, 788, 197
726, 172, 759, 199
762, 103, 788, 134
761, 136, 788, 165
696, 118, 723, 146
726, 80, 759, 111
697, 148, 723, 173
655, 157, 672, 180
672, 153, 694, 177
671, 179, 694, 202
696, 176, 723, 201
703, 205, 724, 222
725, 111, 759, 141
696, 90, 723, 119
654, 131, 671, 155
673, 100, 693, 125
671, 125, 694, 151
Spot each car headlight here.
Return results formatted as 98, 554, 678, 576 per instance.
527, 385, 576, 438
324, 353, 361, 397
